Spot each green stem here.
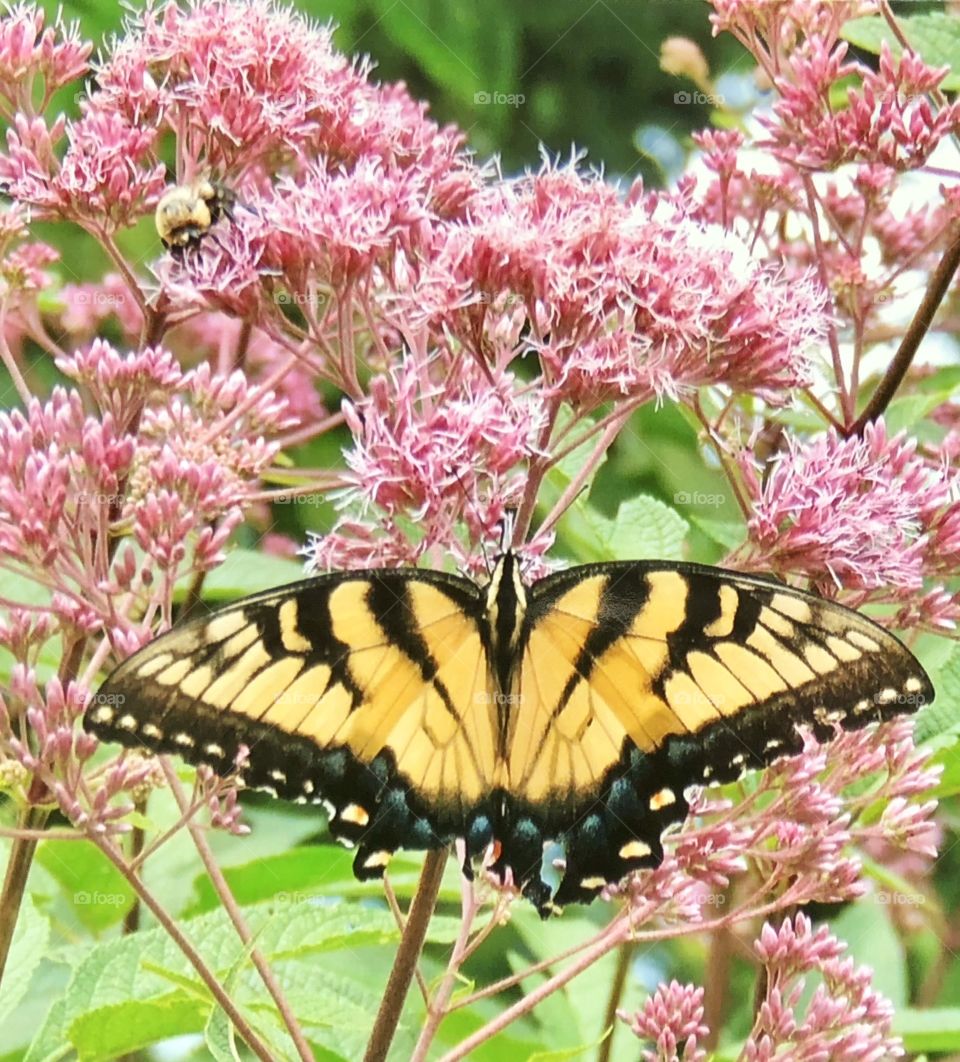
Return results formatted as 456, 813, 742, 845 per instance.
597, 940, 633, 1062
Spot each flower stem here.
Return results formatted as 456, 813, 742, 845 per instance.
89, 831, 275, 1062
0, 804, 49, 987
438, 915, 630, 1062
850, 223, 960, 435
597, 940, 634, 1062
163, 764, 315, 1062
410, 870, 478, 1062
364, 849, 448, 1062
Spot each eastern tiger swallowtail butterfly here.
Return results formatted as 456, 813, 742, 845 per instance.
85, 552, 933, 914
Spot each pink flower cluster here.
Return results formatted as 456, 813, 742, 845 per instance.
736, 420, 960, 626
611, 719, 939, 927
619, 981, 708, 1062
620, 911, 905, 1062
746, 913, 900, 1062
767, 41, 960, 171
405, 166, 826, 409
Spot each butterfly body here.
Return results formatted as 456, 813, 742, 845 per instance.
86, 552, 933, 915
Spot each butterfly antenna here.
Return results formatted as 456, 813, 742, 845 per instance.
446, 466, 497, 576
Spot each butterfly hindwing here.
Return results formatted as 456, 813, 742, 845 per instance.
88, 569, 496, 873
498, 562, 932, 907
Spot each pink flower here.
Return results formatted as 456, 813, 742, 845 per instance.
96, 0, 361, 165
338, 355, 542, 535
619, 981, 709, 1062
742, 420, 952, 597
165, 313, 326, 423
0, 5, 91, 112
765, 40, 960, 171
157, 217, 270, 318
0, 113, 65, 210
57, 341, 182, 425
406, 161, 826, 406
262, 157, 434, 289
746, 913, 902, 1062
53, 107, 165, 226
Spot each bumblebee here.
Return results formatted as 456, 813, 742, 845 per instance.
155, 177, 235, 252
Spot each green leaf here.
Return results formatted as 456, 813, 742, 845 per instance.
842, 14, 960, 91
542, 409, 608, 503
35, 839, 135, 932
882, 391, 957, 436
204, 1004, 244, 1062
177, 549, 306, 602
0, 896, 50, 1028
914, 645, 960, 745
893, 1007, 960, 1052
27, 899, 438, 1059
269, 960, 418, 1061
930, 742, 960, 799
184, 845, 461, 916
69, 998, 210, 1061
527, 1034, 610, 1061
912, 364, 960, 396
686, 513, 746, 552
832, 896, 907, 1007
579, 495, 689, 562
431, 1004, 546, 1061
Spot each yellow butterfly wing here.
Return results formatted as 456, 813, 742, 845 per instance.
500, 562, 932, 908
88, 570, 498, 876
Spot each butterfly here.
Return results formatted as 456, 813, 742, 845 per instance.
85, 551, 933, 915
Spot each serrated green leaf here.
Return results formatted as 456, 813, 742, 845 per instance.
0, 896, 50, 1028
914, 645, 960, 745
843, 14, 960, 91
268, 960, 418, 1060
26, 900, 433, 1058
894, 1007, 960, 1052
581, 495, 688, 561
23, 998, 70, 1062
